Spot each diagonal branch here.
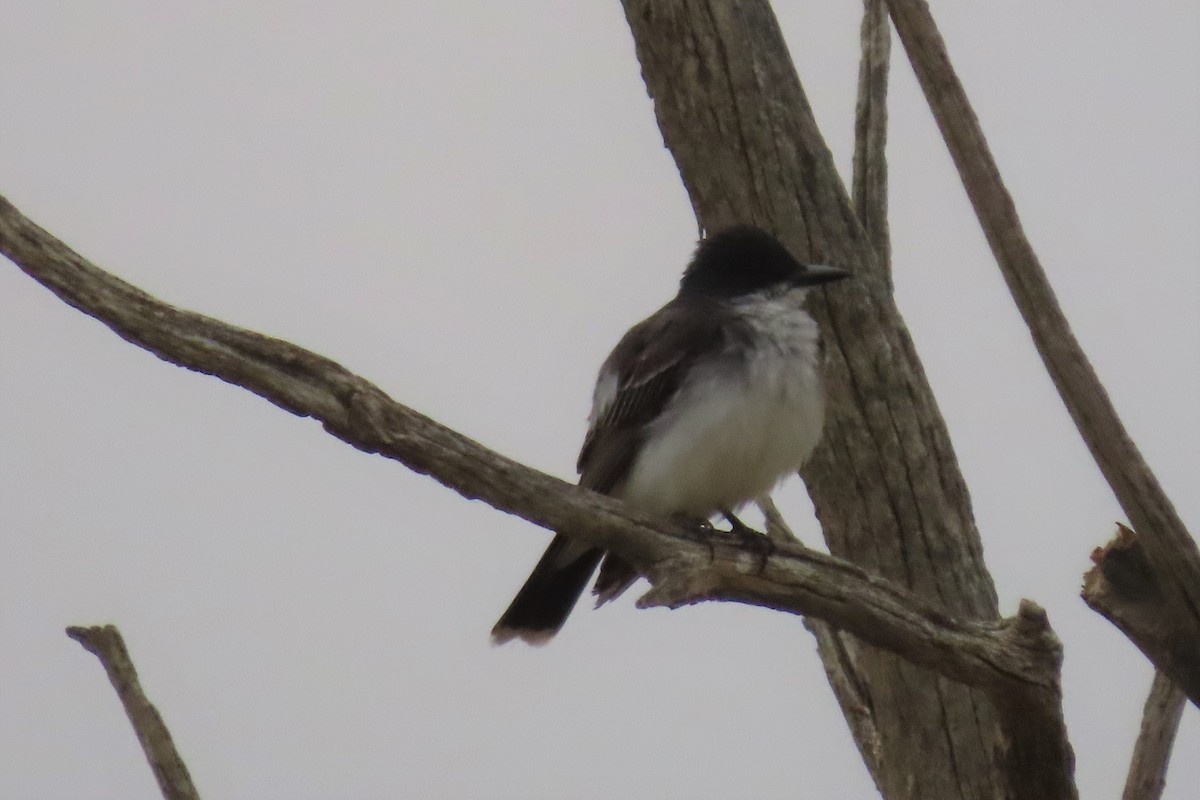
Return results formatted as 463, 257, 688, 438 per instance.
884, 0, 1200, 692
757, 495, 885, 788
2, 192, 1059, 706
67, 625, 201, 800
799, 2, 893, 787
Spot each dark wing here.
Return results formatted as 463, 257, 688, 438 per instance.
577, 300, 725, 494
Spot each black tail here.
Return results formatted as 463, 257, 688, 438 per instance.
491, 534, 604, 645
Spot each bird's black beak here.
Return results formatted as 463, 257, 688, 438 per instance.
794, 264, 851, 287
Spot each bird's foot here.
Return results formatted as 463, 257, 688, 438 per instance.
720, 508, 774, 574
721, 509, 754, 534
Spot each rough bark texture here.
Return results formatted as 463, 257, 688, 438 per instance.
811, 1, 889, 784
66, 626, 201, 800
1083, 525, 1200, 706
1122, 671, 1187, 800
619, 2, 1034, 798
1, 193, 1065, 730
852, 0, 892, 279
884, 0, 1200, 683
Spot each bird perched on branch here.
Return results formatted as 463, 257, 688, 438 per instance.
492, 225, 850, 645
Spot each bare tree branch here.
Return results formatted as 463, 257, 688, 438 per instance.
754, 496, 886, 790
806, 617, 884, 786
1083, 525, 1200, 705
759, 492, 888, 790
852, 0, 892, 281
66, 625, 200, 800
756, 496, 802, 546
1122, 671, 1187, 800
799, 3, 893, 787
1, 193, 1062, 706
884, 0, 1200, 687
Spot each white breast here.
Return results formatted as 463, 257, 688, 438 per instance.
619, 291, 825, 516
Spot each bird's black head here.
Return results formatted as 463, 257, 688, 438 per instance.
678, 225, 849, 299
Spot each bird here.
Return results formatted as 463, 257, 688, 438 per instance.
491, 225, 850, 645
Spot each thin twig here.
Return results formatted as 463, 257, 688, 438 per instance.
755, 495, 884, 787
1122, 671, 1187, 800
756, 496, 803, 545
66, 625, 200, 800
806, 618, 884, 788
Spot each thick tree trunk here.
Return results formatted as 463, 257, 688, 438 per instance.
620, 3, 1020, 798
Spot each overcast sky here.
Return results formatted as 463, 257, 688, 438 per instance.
2, 2, 1197, 798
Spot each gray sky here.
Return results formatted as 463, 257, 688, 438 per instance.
2, 2, 1197, 798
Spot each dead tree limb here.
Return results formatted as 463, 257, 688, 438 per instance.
884, 0, 1200, 696
852, 0, 892, 278
1121, 671, 1187, 800
800, 1, 892, 786
759, 493, 885, 789
1083, 525, 1200, 704
66, 625, 201, 800
2, 192, 1062, 715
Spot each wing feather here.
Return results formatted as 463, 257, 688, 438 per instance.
577, 301, 724, 494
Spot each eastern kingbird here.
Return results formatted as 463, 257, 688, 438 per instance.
492, 225, 849, 645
